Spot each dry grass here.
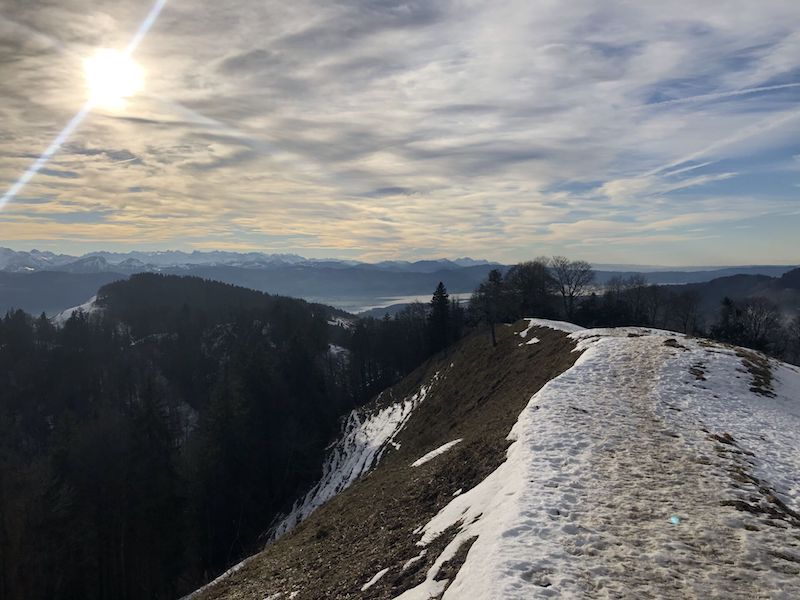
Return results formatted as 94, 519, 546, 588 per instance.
194, 322, 579, 600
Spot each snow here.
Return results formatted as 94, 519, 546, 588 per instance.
402, 550, 427, 571
361, 568, 390, 591
411, 439, 463, 468
183, 372, 443, 599
328, 343, 349, 358
51, 296, 99, 325
270, 374, 440, 540
395, 325, 800, 599
328, 316, 353, 329
180, 557, 254, 600
520, 317, 585, 334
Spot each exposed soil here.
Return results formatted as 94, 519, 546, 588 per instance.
689, 362, 707, 380
192, 322, 579, 600
716, 433, 800, 530
663, 338, 688, 350
735, 349, 775, 397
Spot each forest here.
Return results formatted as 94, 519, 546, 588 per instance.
0, 274, 457, 600
2, 263, 799, 600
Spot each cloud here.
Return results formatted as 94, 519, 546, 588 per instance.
1, 0, 799, 263
38, 168, 80, 179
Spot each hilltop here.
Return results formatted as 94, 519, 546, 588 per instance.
189, 320, 800, 599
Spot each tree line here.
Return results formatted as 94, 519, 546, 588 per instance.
0, 275, 351, 600
466, 257, 800, 364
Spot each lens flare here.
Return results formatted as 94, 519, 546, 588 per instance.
0, 0, 167, 211
84, 49, 144, 109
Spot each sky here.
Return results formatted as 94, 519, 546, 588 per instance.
0, 0, 799, 265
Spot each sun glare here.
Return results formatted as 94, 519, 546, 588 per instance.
83, 49, 144, 109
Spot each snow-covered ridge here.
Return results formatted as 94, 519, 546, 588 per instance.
270, 373, 441, 541
398, 320, 800, 599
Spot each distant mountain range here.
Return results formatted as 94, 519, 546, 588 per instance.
0, 248, 797, 316
0, 248, 495, 274
592, 265, 798, 285
0, 248, 502, 315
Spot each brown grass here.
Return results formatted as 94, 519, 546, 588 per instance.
193, 322, 579, 600
735, 349, 775, 397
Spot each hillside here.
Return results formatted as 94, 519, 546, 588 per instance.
189, 320, 800, 599
0, 270, 124, 315
680, 269, 800, 320
0, 275, 365, 600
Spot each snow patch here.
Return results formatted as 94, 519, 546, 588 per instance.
328, 343, 349, 358
52, 296, 99, 325
271, 374, 440, 540
402, 550, 427, 571
180, 556, 254, 600
328, 317, 353, 329
521, 317, 585, 334
361, 568, 390, 591
411, 439, 463, 468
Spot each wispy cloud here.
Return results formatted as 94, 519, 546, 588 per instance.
647, 82, 800, 107
1, 0, 799, 263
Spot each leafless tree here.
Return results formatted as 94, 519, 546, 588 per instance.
550, 256, 594, 320
740, 297, 781, 347
643, 284, 666, 327
505, 258, 555, 318
621, 274, 649, 322
789, 316, 800, 364
670, 290, 702, 334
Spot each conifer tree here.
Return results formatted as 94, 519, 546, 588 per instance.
427, 282, 450, 354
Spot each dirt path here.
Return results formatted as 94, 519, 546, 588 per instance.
560, 335, 772, 598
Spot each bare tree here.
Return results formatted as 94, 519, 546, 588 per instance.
505, 258, 555, 318
789, 316, 800, 365
623, 274, 649, 323
739, 297, 781, 349
643, 284, 666, 327
670, 290, 701, 334
550, 256, 594, 320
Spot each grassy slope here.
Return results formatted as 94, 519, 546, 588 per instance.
193, 322, 578, 599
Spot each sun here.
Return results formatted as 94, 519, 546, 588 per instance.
83, 49, 144, 109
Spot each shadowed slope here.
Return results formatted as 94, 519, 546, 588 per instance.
191, 323, 579, 599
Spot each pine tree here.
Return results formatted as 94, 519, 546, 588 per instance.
427, 282, 450, 354
470, 269, 506, 346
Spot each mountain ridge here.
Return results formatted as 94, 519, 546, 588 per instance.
188, 320, 800, 599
